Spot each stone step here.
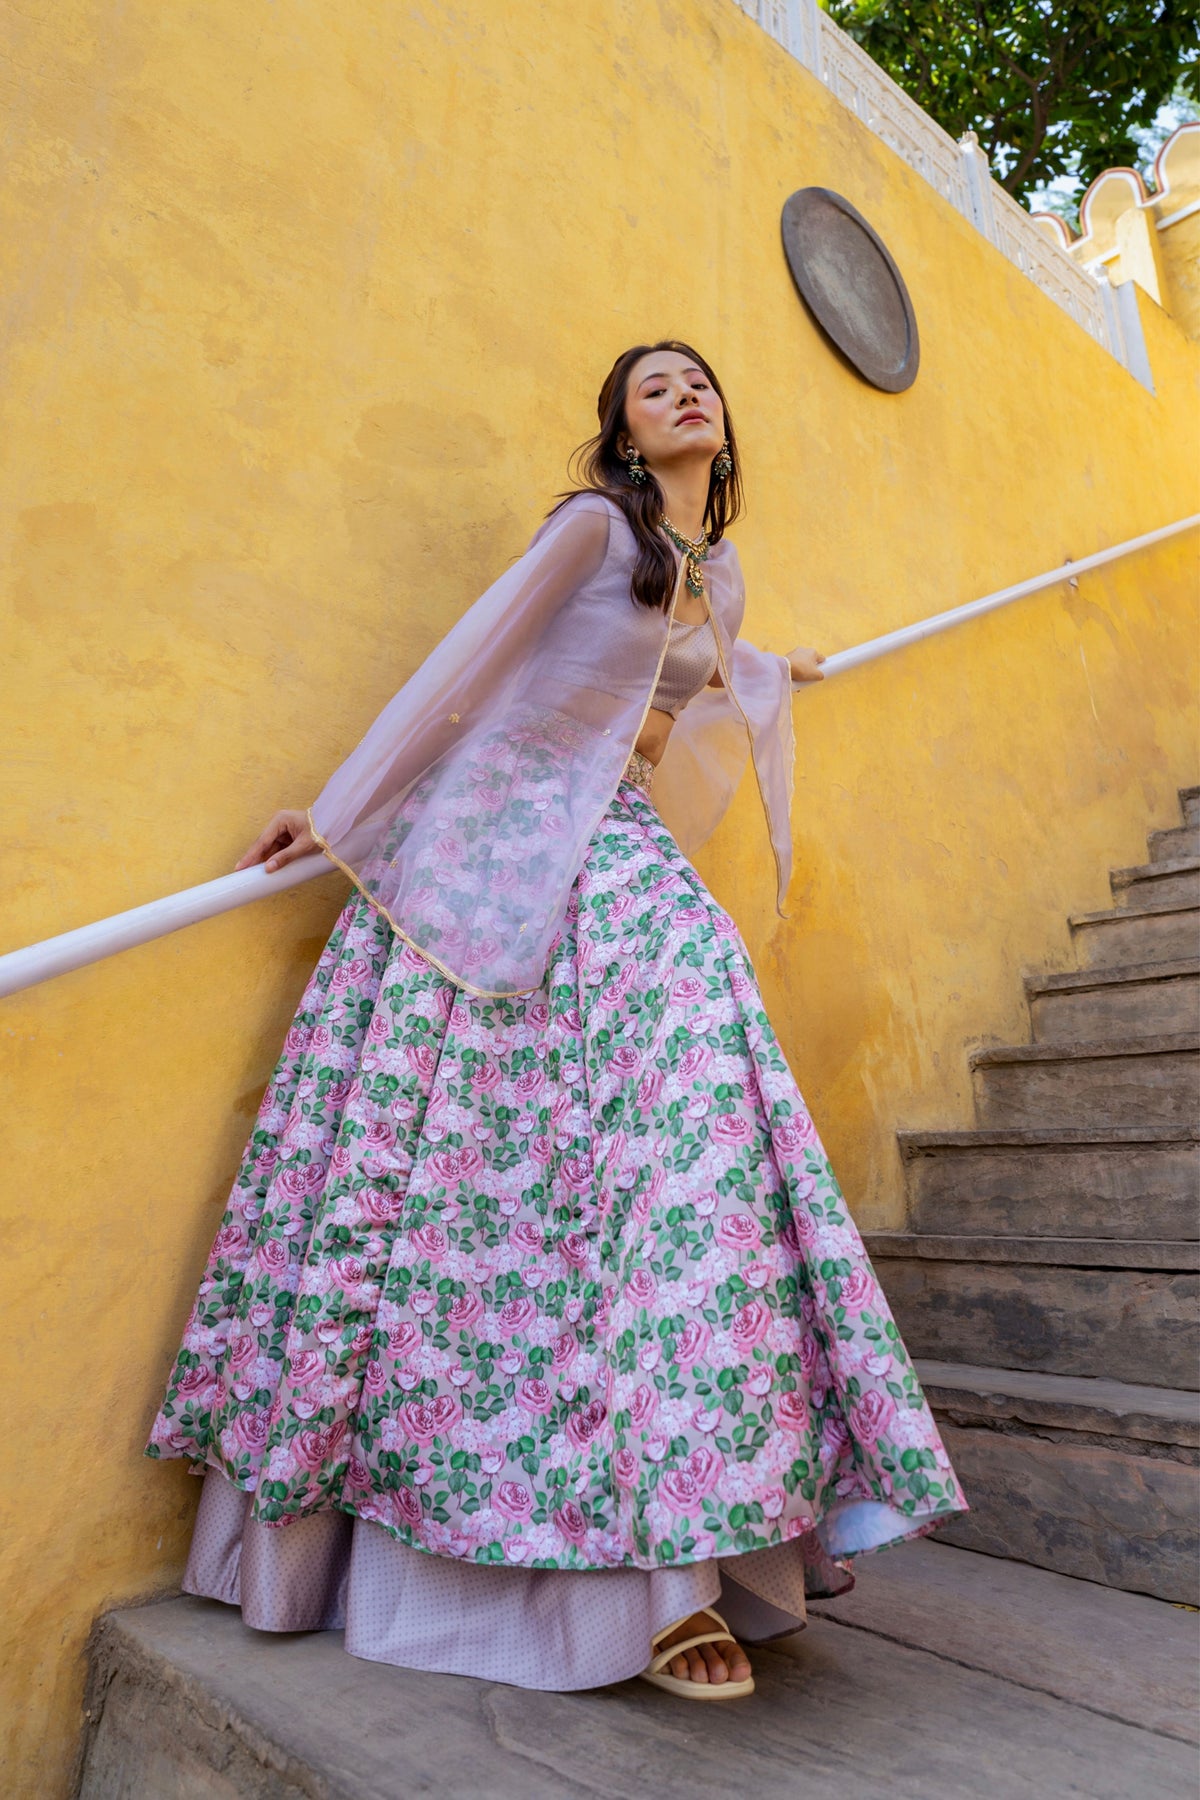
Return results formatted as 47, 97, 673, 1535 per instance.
869, 1232, 1199, 1271
916, 1360, 1199, 1603
1182, 785, 1200, 829
969, 1033, 1200, 1128
1149, 823, 1200, 863
1025, 959, 1200, 1041
1069, 899, 1199, 970
77, 1584, 1200, 1800
915, 1358, 1200, 1446
867, 1240, 1198, 1388
806, 1537, 1200, 1746
1111, 858, 1200, 909
897, 1126, 1200, 1241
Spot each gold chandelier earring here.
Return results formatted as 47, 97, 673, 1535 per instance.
624, 445, 648, 485
712, 438, 733, 484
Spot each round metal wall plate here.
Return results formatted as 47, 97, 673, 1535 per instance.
781, 188, 919, 392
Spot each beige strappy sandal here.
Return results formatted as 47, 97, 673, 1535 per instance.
639, 1606, 756, 1701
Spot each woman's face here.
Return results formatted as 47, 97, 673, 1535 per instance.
619, 350, 725, 475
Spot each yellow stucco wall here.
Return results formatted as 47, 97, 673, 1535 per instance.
2, 2, 1198, 1790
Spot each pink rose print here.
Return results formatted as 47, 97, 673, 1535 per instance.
555, 1502, 588, 1545
561, 1157, 593, 1193
288, 1350, 325, 1388
410, 1224, 449, 1263
212, 1224, 246, 1259
294, 1420, 348, 1472
495, 1480, 535, 1521
387, 1320, 422, 1360
659, 1446, 722, 1515
674, 1319, 712, 1369
362, 1186, 403, 1224
711, 1112, 753, 1146
232, 1412, 269, 1453
276, 1163, 325, 1201
399, 1395, 463, 1446
775, 1389, 810, 1432
444, 1292, 484, 1330
677, 1043, 711, 1080
822, 1415, 853, 1457
428, 1145, 483, 1187
625, 1268, 657, 1307
730, 1299, 772, 1352
559, 1234, 589, 1268
773, 1113, 819, 1155
393, 1484, 424, 1529
145, 797, 964, 1577
780, 1212, 818, 1255
849, 1390, 896, 1446
496, 1296, 537, 1337
629, 1384, 658, 1430
566, 1398, 607, 1449
838, 1268, 876, 1313
717, 1213, 761, 1251
636, 1070, 664, 1109
613, 1447, 638, 1488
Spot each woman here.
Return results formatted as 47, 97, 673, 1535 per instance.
147, 341, 966, 1700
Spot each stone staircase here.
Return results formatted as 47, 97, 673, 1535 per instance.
866, 785, 1200, 1605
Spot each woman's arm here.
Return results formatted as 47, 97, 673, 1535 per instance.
706, 643, 824, 689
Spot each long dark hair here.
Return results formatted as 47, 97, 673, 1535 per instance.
547, 340, 744, 609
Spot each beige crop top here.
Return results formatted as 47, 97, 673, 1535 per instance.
650, 615, 720, 718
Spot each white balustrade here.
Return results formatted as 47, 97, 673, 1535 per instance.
2, 512, 1195, 1000
729, 0, 1145, 380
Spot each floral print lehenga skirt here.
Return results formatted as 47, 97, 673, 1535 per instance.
147, 778, 967, 1690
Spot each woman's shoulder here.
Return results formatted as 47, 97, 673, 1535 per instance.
525, 488, 623, 553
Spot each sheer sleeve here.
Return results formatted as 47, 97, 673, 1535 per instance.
308, 493, 687, 995
310, 494, 611, 844
653, 543, 796, 912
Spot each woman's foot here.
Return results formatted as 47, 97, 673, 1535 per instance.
654, 1611, 752, 1687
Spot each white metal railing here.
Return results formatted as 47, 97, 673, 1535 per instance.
2, 513, 1196, 1000
730, 0, 1145, 380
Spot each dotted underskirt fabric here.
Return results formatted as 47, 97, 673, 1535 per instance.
184, 1467, 809, 1690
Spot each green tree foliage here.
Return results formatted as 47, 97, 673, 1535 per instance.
821, 2, 1200, 201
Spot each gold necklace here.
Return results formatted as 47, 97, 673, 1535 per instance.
660, 514, 710, 600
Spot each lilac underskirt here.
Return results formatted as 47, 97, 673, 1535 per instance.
185, 1468, 812, 1689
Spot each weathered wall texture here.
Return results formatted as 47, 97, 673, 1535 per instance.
1, 1, 1197, 1790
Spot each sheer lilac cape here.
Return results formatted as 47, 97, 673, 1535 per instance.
308, 493, 795, 996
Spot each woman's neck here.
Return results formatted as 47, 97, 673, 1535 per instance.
654, 463, 711, 540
